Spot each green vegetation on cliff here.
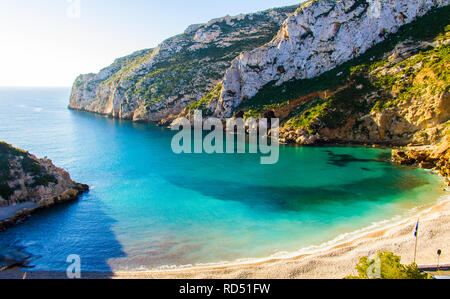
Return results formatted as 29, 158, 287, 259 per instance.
186, 83, 223, 114
285, 99, 332, 132
71, 6, 298, 117
238, 6, 449, 135
240, 6, 449, 110
371, 42, 450, 112
0, 142, 57, 200
285, 71, 374, 131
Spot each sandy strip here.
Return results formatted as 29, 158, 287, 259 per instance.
112, 199, 450, 279
1, 197, 449, 279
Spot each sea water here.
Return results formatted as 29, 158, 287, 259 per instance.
0, 88, 445, 272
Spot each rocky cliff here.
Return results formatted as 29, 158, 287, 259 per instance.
69, 5, 297, 121
204, 2, 448, 149
210, 0, 449, 117
0, 142, 89, 230
70, 0, 449, 152
273, 11, 450, 147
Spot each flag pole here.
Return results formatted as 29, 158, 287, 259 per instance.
414, 219, 419, 264
414, 234, 418, 264
437, 250, 442, 275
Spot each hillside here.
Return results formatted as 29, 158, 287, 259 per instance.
69, 0, 449, 167
235, 5, 450, 148
69, 5, 297, 121
209, 0, 449, 118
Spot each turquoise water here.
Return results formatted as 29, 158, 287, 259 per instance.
0, 87, 445, 272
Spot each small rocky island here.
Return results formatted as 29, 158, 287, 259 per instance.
0, 142, 89, 231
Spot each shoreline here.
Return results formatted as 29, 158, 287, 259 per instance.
0, 141, 90, 232
133, 193, 449, 272
1, 191, 448, 279
0, 141, 447, 278
0, 186, 89, 232
112, 193, 450, 279
115, 143, 450, 277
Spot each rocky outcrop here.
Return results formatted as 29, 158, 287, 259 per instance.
392, 137, 450, 185
212, 0, 450, 117
279, 127, 321, 145
69, 6, 297, 121
0, 142, 89, 231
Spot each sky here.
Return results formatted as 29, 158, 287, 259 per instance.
0, 0, 301, 87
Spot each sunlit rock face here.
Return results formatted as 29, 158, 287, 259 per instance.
213, 0, 450, 118
69, 6, 297, 121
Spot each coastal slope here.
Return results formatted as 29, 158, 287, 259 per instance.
244, 6, 450, 147
69, 5, 297, 121
2, 199, 448, 278
0, 142, 89, 231
69, 0, 449, 149
211, 0, 449, 118
68, 1, 450, 173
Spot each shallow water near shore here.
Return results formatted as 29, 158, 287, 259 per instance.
0, 88, 446, 272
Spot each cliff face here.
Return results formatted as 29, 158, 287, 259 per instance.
212, 0, 450, 117
276, 22, 450, 146
69, 6, 297, 121
70, 0, 449, 149
206, 2, 448, 149
0, 142, 88, 208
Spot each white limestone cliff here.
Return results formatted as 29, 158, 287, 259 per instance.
69, 6, 297, 121
213, 0, 450, 117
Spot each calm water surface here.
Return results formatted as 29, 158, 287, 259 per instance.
0, 88, 445, 272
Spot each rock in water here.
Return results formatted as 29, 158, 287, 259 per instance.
0, 246, 32, 272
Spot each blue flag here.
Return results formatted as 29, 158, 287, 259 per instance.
414, 219, 419, 237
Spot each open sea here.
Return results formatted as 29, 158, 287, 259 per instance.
0, 87, 445, 272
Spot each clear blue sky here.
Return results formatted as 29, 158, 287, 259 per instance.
0, 0, 301, 87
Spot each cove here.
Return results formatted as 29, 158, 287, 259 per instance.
0, 88, 445, 272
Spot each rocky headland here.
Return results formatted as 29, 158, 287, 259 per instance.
0, 142, 89, 231
392, 137, 450, 185
69, 5, 297, 121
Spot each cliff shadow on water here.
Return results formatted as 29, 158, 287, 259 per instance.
161, 154, 437, 213
0, 192, 126, 277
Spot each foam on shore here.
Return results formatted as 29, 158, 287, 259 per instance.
112, 191, 450, 275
